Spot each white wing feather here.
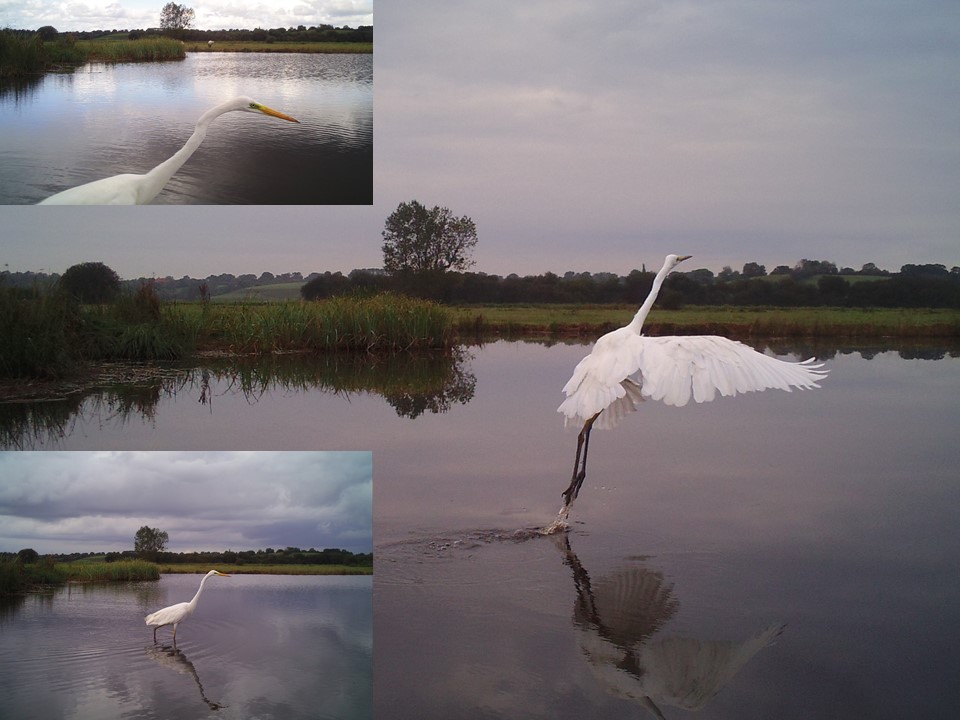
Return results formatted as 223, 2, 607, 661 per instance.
559, 332, 827, 426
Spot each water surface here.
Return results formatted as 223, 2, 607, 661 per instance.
2, 341, 958, 717
0, 53, 372, 204
0, 574, 372, 720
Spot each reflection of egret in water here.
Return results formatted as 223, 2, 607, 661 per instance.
145, 644, 226, 711
555, 534, 784, 718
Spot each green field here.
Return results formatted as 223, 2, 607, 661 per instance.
185, 40, 371, 53
182, 283, 960, 338
215, 282, 305, 302
158, 564, 372, 575
452, 304, 960, 338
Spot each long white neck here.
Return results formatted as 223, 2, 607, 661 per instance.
628, 260, 673, 334
140, 103, 232, 201
187, 573, 214, 611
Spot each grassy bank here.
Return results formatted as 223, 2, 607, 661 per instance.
0, 284, 191, 378
1, 31, 184, 78
158, 564, 372, 575
453, 305, 960, 338
0, 559, 159, 593
1, 287, 453, 379
185, 40, 371, 53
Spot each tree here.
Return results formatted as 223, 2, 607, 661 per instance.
742, 262, 766, 278
17, 548, 39, 564
160, 3, 195, 34
59, 261, 120, 303
36, 26, 59, 41
382, 200, 478, 274
134, 526, 169, 560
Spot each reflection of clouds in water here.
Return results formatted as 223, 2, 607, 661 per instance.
557, 534, 784, 718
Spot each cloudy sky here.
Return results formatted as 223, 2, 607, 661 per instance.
0, 0, 372, 32
2, 0, 958, 279
0, 451, 372, 554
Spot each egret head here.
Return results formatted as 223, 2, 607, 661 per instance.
665, 254, 692, 270
235, 96, 300, 124
208, 570, 231, 578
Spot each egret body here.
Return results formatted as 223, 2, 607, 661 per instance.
557, 253, 827, 508
38, 97, 299, 205
145, 569, 231, 644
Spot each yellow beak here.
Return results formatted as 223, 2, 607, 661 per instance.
258, 104, 300, 124
677, 255, 693, 262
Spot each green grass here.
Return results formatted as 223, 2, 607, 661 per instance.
159, 564, 372, 575
452, 305, 960, 338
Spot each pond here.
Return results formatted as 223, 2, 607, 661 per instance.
0, 52, 372, 204
2, 339, 959, 718
0, 574, 372, 720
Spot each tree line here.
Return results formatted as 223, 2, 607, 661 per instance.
103, 547, 373, 567
4, 259, 959, 309
299, 261, 960, 308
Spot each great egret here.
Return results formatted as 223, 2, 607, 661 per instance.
145, 569, 230, 645
557, 253, 827, 508
37, 96, 299, 205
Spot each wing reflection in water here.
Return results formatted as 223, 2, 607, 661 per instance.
556, 534, 784, 718
0, 349, 476, 448
145, 644, 226, 711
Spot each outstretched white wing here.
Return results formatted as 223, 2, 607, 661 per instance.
637, 335, 826, 407
559, 332, 827, 425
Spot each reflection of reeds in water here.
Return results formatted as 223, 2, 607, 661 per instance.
0, 349, 475, 447
200, 348, 476, 418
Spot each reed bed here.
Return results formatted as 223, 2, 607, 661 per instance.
0, 561, 64, 593
58, 560, 160, 582
0, 31, 46, 77
184, 293, 453, 353
0, 31, 184, 78
78, 38, 185, 62
0, 285, 78, 377
0, 559, 158, 593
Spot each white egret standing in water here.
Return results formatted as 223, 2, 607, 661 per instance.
145, 570, 231, 645
38, 96, 299, 205
557, 254, 827, 510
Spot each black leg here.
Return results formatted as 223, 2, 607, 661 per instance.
562, 411, 600, 507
